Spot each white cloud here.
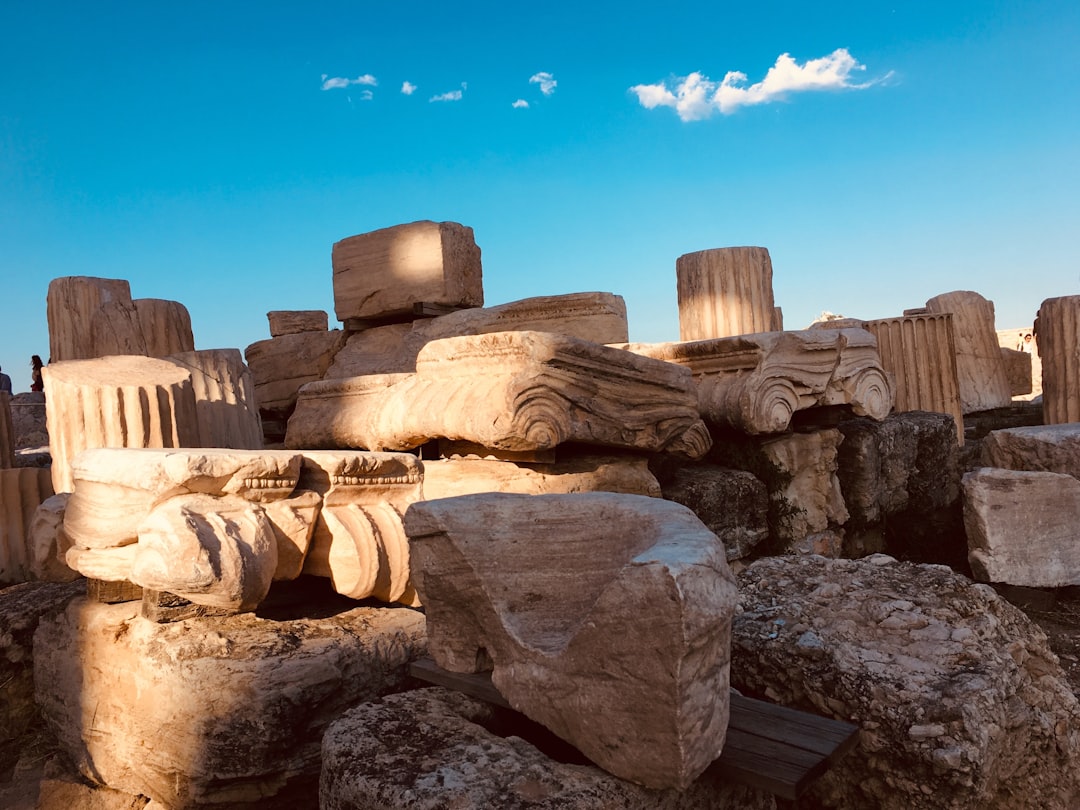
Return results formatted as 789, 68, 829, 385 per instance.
512, 99, 529, 109
357, 89, 374, 101
430, 82, 466, 102
401, 81, 417, 95
321, 73, 378, 91
630, 49, 889, 121
529, 71, 557, 95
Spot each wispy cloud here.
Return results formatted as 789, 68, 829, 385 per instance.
512, 99, 529, 109
430, 82, 467, 102
321, 73, 378, 91
529, 71, 557, 95
630, 49, 890, 121
401, 81, 417, 95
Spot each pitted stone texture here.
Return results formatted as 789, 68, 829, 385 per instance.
657, 465, 768, 561
321, 688, 777, 810
288, 331, 711, 459
404, 492, 737, 790
422, 456, 661, 501
925, 291, 1012, 414
982, 424, 1080, 478
1001, 347, 1033, 396
9, 392, 48, 453
837, 412, 961, 527
962, 467, 1080, 586
34, 598, 427, 808
326, 292, 629, 379
268, 310, 329, 337
624, 327, 892, 435
244, 330, 347, 412
0, 467, 53, 584
332, 220, 483, 322
676, 247, 780, 341
732, 555, 1080, 810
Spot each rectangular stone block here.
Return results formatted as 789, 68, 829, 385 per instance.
268, 310, 329, 337
332, 221, 483, 322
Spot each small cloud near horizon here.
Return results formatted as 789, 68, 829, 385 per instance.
430, 82, 467, 102
512, 99, 529, 109
630, 49, 892, 121
321, 73, 378, 91
529, 71, 557, 95
401, 81, 417, 95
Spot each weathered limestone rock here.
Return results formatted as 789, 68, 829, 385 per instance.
0, 580, 86, 779
733, 554, 1080, 810
167, 349, 263, 449
1000, 346, 1033, 396
46, 276, 132, 362
35, 597, 427, 808
762, 430, 848, 549
861, 312, 965, 443
0, 392, 13, 468
332, 220, 483, 322
34, 779, 149, 810
268, 309, 329, 337
925, 291, 1012, 414
963, 467, 1080, 586
422, 455, 661, 500
1036, 295, 1080, 424
43, 356, 200, 493
404, 492, 738, 790
244, 329, 347, 412
28, 492, 78, 582
91, 298, 196, 359
625, 327, 893, 434
326, 292, 629, 379
321, 688, 777, 810
0, 467, 54, 584
675, 246, 780, 341
287, 331, 711, 459
837, 412, 961, 526
981, 423, 1080, 477
299, 451, 423, 604
10, 391, 48, 452
656, 465, 769, 561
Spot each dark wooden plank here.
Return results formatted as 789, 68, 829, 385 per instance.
408, 658, 860, 800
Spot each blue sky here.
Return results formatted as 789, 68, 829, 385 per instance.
2, 1, 1078, 391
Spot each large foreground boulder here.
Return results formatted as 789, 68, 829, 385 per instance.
321, 687, 776, 810
732, 555, 1080, 809
34, 596, 426, 807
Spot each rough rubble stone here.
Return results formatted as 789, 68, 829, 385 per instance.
980, 423, 1080, 478
321, 687, 777, 810
34, 597, 427, 808
732, 554, 1080, 810
404, 492, 737, 790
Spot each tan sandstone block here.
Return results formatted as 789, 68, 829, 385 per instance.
981, 424, 1080, 479
404, 492, 738, 790
332, 220, 483, 322
1037, 295, 1080, 424
287, 331, 711, 458
244, 329, 347, 412
0, 392, 13, 468
90, 298, 195, 359
28, 493, 78, 583
1000, 347, 1033, 396
925, 291, 1011, 414
0, 467, 54, 584
167, 349, 263, 449
267, 309, 329, 337
46, 276, 133, 362
676, 246, 780, 341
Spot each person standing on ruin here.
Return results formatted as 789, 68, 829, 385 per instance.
30, 355, 44, 392
0, 365, 11, 395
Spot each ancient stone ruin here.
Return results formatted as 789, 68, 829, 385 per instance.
2, 222, 1079, 809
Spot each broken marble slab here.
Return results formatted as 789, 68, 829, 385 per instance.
244, 329, 347, 413
166, 349, 264, 450
287, 330, 711, 459
403, 491, 738, 790
325, 291, 629, 379
268, 309, 329, 337
332, 220, 484, 323
623, 327, 893, 434
963, 467, 1080, 586
981, 424, 1080, 479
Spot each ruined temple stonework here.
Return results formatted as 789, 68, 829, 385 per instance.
0, 467, 54, 584
676, 246, 781, 341
46, 276, 132, 362
326, 292, 630, 379
61, 448, 421, 609
404, 492, 738, 791
0, 391, 14, 469
287, 331, 711, 458
925, 291, 1011, 414
90, 298, 195, 359
267, 309, 329, 337
43, 356, 201, 493
1037, 295, 1080, 425
167, 349, 263, 449
860, 313, 965, 444
623, 327, 893, 434
333, 220, 483, 322
244, 329, 347, 412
